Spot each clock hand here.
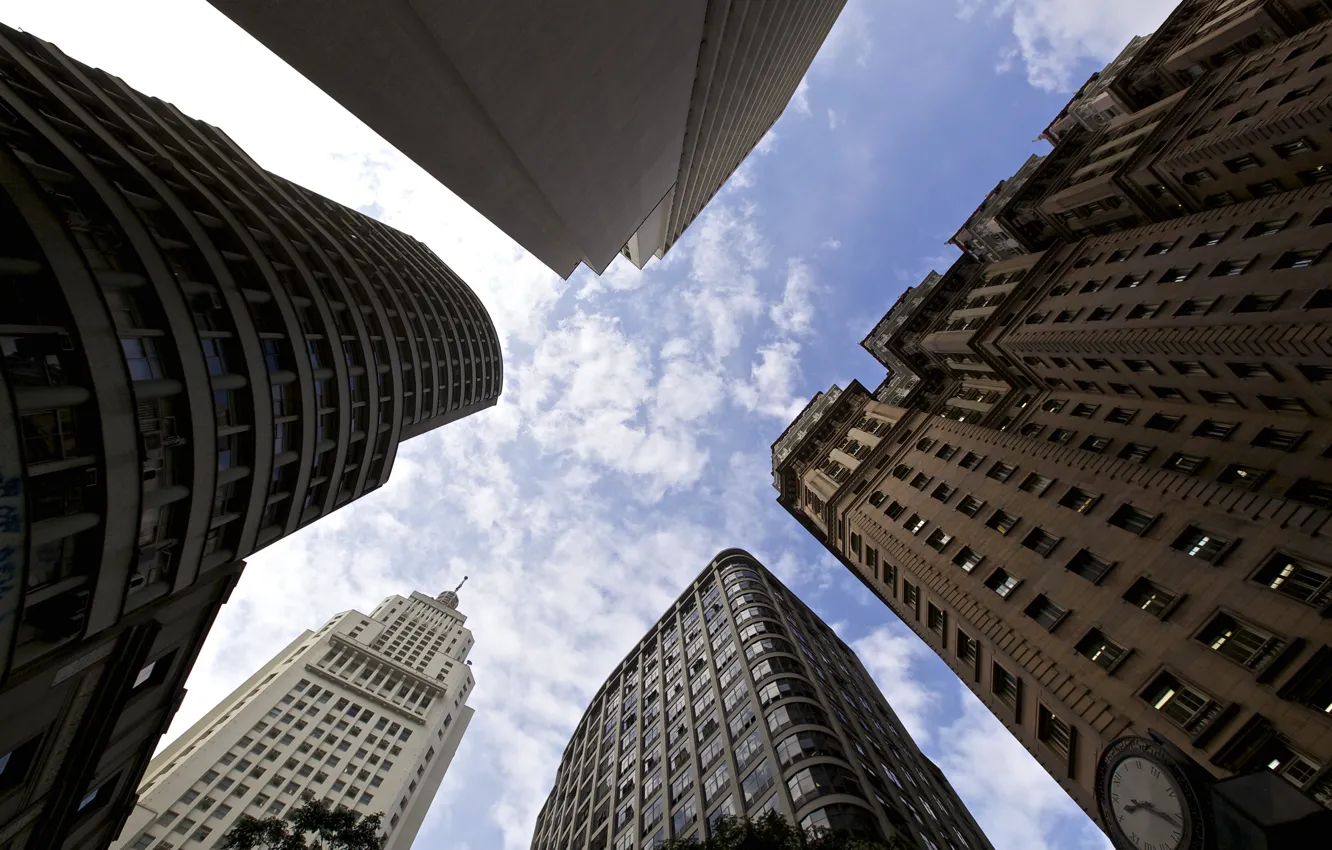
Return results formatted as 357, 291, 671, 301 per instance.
1136, 801, 1182, 827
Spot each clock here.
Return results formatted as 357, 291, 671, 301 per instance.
1096, 737, 1207, 850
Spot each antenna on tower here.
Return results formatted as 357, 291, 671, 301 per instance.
454, 576, 468, 593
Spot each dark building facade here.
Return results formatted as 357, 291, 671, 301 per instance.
0, 24, 501, 850
775, 0, 1332, 834
205, 0, 846, 277
530, 550, 994, 850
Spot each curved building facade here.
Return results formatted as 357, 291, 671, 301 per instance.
0, 23, 500, 850
531, 550, 992, 850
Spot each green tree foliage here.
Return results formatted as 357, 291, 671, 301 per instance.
658, 812, 916, 850
218, 799, 385, 850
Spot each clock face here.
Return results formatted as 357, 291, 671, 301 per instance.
1109, 756, 1188, 850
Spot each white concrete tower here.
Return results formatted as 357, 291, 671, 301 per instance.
109, 583, 477, 850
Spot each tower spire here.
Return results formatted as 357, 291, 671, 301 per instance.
438, 576, 467, 609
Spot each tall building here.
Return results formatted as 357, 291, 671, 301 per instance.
109, 585, 476, 850
530, 549, 994, 850
204, 0, 847, 278
774, 1, 1332, 833
0, 24, 500, 850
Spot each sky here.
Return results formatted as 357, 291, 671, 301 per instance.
7, 1, 1182, 848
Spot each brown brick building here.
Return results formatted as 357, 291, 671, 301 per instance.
774, 0, 1332, 832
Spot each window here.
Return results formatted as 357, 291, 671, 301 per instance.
925, 528, 953, 552
1144, 412, 1185, 433
1198, 613, 1281, 669
1234, 293, 1287, 313
1145, 240, 1175, 255
985, 509, 1018, 535
1229, 361, 1277, 379
1252, 552, 1332, 606
936, 444, 959, 461
1199, 391, 1242, 409
1252, 428, 1305, 455
909, 473, 932, 491
1106, 407, 1137, 425
1037, 706, 1074, 760
952, 547, 983, 573
1118, 443, 1153, 463
1164, 453, 1207, 475
1194, 419, 1237, 440
984, 568, 1020, 599
1260, 395, 1311, 414
903, 514, 926, 535
1065, 549, 1114, 583
1151, 386, 1187, 401
958, 452, 985, 470
987, 462, 1017, 483
927, 603, 947, 638
1057, 487, 1099, 513
930, 483, 956, 503
1299, 165, 1332, 185
1108, 504, 1158, 535
1219, 464, 1268, 490
1159, 266, 1194, 284
1124, 360, 1159, 374
1048, 428, 1074, 444
991, 664, 1020, 709
1116, 274, 1144, 289
1070, 403, 1099, 419
1127, 303, 1162, 320
1123, 578, 1179, 619
1018, 473, 1054, 496
1076, 629, 1127, 671
956, 631, 979, 670
955, 495, 985, 517
1024, 595, 1067, 631
1020, 528, 1061, 557
884, 501, 906, 520
1273, 249, 1322, 270
1210, 259, 1252, 277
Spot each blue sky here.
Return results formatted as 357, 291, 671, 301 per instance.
9, 1, 1183, 848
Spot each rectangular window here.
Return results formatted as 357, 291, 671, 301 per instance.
1108, 504, 1157, 535
925, 528, 954, 552
984, 568, 1021, 598
959, 452, 985, 470
955, 495, 985, 517
931, 483, 956, 503
1260, 395, 1311, 414
1198, 613, 1281, 669
1118, 443, 1153, 463
1023, 595, 1067, 631
1142, 673, 1215, 731
1020, 528, 1061, 557
1123, 578, 1179, 619
1076, 629, 1127, 671
927, 603, 947, 637
1070, 403, 1099, 419
956, 630, 979, 670
1251, 428, 1306, 451
1234, 293, 1287, 313
985, 509, 1019, 535
952, 547, 983, 573
1164, 453, 1207, 475
1065, 549, 1114, 583
1037, 706, 1073, 760
909, 473, 932, 491
987, 462, 1017, 483
1273, 137, 1314, 158
884, 500, 906, 520
903, 514, 926, 535
1057, 487, 1099, 513
991, 664, 1020, 710
1252, 552, 1332, 606
1018, 473, 1054, 496
1219, 464, 1268, 490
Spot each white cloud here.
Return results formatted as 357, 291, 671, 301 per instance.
732, 340, 807, 421
680, 204, 768, 359
815, 0, 875, 70
769, 260, 818, 337
959, 0, 1178, 91
821, 237, 843, 251
852, 626, 941, 746
791, 76, 813, 117
828, 108, 842, 131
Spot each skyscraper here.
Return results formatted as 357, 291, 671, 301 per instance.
109, 584, 476, 850
204, 0, 847, 278
0, 24, 500, 849
530, 549, 994, 850
774, 1, 1332, 832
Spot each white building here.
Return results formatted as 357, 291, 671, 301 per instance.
109, 585, 476, 850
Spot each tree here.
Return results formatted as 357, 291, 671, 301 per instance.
218, 799, 385, 850
658, 812, 917, 850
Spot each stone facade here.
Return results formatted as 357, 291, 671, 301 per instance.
774, 0, 1332, 833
